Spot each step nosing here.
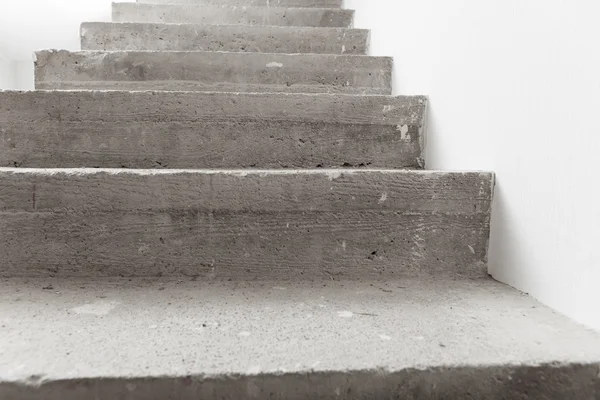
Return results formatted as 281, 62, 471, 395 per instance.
115, 2, 352, 11
6, 89, 409, 98
37, 49, 389, 59
82, 21, 367, 31
0, 168, 492, 175
1, 277, 599, 396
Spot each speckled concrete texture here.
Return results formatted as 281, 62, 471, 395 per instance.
0, 91, 423, 168
113, 3, 354, 27
136, 0, 343, 7
0, 1, 545, 398
1, 278, 599, 399
81, 22, 369, 54
35, 50, 392, 94
0, 169, 492, 278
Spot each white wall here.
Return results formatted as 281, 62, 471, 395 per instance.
0, 0, 132, 89
0, 60, 15, 89
347, 0, 600, 331
0, 48, 16, 89
0, 0, 598, 331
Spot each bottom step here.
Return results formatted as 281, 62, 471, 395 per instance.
1, 277, 599, 399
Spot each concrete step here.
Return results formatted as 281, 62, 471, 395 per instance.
113, 3, 354, 28
0, 168, 493, 278
35, 50, 392, 94
0, 91, 424, 169
1, 277, 599, 400
136, 0, 343, 8
81, 22, 369, 54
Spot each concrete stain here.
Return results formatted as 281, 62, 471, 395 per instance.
398, 124, 411, 140
266, 62, 284, 68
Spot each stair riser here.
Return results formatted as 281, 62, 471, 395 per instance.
0, 91, 424, 169
81, 23, 369, 54
113, 3, 354, 28
35, 50, 392, 95
0, 170, 493, 279
136, 0, 343, 7
2, 364, 597, 400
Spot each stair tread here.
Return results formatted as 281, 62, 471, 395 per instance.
135, 0, 343, 7
112, 3, 354, 28
34, 49, 393, 94
0, 167, 491, 213
123, 3, 348, 10
81, 22, 369, 54
1, 277, 599, 394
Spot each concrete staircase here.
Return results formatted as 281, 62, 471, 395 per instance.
0, 1, 599, 399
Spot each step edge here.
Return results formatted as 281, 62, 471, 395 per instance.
0, 168, 495, 177
114, 2, 354, 12
80, 20, 369, 32
34, 48, 392, 61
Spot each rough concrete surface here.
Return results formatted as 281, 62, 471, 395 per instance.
0, 90, 424, 168
137, 0, 343, 7
113, 3, 354, 28
0, 168, 493, 278
0, 278, 599, 399
35, 50, 392, 94
81, 22, 369, 54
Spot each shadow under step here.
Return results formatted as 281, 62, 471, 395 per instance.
1, 277, 599, 399
0, 168, 493, 279
81, 22, 369, 54
0, 91, 424, 169
35, 50, 392, 94
113, 3, 354, 28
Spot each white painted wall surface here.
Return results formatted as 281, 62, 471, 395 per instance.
0, 60, 15, 89
0, 0, 133, 89
0, 0, 598, 330
347, 0, 600, 331
0, 49, 16, 89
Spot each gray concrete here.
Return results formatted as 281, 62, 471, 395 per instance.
0, 91, 424, 168
137, 0, 343, 7
0, 168, 492, 278
113, 3, 354, 28
81, 22, 369, 54
35, 50, 392, 94
1, 277, 599, 399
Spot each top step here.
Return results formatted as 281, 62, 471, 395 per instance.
113, 3, 354, 28
136, 0, 343, 8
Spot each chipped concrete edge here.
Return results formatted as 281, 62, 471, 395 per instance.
418, 95, 429, 168
34, 48, 392, 60
2, 363, 599, 400
0, 168, 495, 178
0, 88, 412, 98
80, 21, 370, 32
483, 171, 497, 275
